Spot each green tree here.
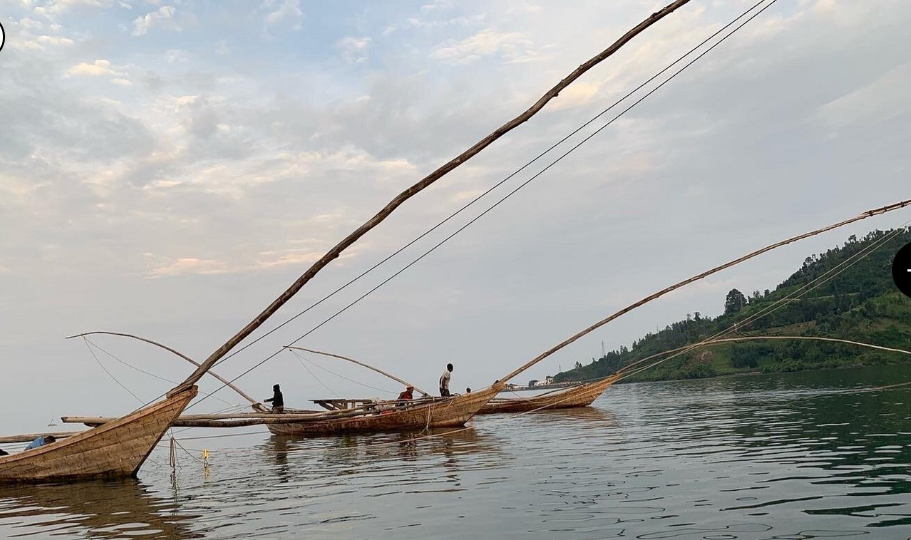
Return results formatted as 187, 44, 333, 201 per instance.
724, 289, 747, 315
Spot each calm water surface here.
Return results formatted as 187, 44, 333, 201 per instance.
3, 365, 911, 539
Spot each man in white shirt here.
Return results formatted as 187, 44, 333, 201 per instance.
439, 363, 453, 397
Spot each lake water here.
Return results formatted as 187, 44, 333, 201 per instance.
3, 365, 911, 539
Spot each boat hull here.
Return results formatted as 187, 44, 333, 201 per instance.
477, 375, 619, 415
0, 386, 197, 484
268, 383, 502, 436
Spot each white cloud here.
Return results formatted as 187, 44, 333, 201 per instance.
263, 0, 303, 31
65, 59, 115, 77
817, 63, 911, 130
548, 82, 600, 112
430, 29, 538, 64
146, 256, 230, 277
110, 78, 133, 87
505, 3, 543, 15
420, 0, 453, 14
132, 5, 176, 36
165, 49, 189, 63
336, 36, 372, 64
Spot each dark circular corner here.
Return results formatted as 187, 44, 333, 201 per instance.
893, 243, 911, 298
0, 22, 5, 53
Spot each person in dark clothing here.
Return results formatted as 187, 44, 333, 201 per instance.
265, 384, 284, 413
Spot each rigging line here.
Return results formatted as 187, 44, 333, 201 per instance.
185, 0, 781, 411
172, 0, 700, 400
290, 352, 397, 394
85, 338, 239, 409
618, 226, 910, 380
615, 226, 908, 377
619, 229, 905, 379
290, 349, 342, 399
568, 332, 911, 386
85, 338, 177, 384
208, 0, 773, 371
82, 337, 144, 404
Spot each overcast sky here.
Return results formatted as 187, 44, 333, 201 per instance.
1, 0, 909, 433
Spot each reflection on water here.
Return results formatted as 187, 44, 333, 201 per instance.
3, 365, 911, 539
0, 479, 202, 539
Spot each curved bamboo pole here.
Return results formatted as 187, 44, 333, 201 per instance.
497, 199, 911, 385
172, 0, 696, 393
66, 331, 264, 410
285, 347, 431, 397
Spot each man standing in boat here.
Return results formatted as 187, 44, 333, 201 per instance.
265, 384, 284, 413
439, 364, 453, 397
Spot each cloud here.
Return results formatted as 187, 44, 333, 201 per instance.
548, 82, 600, 112
19, 34, 76, 50
65, 59, 115, 77
35, 0, 115, 17
165, 49, 189, 63
419, 0, 453, 14
132, 5, 177, 36
430, 29, 538, 64
262, 0, 303, 31
336, 36, 372, 64
817, 63, 911, 130
146, 256, 230, 277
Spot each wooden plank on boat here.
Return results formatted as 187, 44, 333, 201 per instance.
0, 432, 84, 444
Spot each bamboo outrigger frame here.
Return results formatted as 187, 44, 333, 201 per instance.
478, 375, 623, 415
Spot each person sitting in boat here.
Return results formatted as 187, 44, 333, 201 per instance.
439, 363, 453, 397
396, 386, 414, 409
397, 386, 414, 401
24, 435, 56, 450
265, 384, 284, 413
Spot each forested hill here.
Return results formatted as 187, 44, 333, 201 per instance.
553, 228, 911, 383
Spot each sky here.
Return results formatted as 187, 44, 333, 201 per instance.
0, 0, 909, 433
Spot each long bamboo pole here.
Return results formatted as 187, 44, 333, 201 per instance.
172, 0, 695, 394
497, 199, 911, 385
66, 331, 265, 409
286, 346, 431, 397
0, 432, 82, 444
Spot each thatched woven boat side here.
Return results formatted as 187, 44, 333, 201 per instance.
268, 383, 503, 436
477, 374, 619, 415
0, 386, 197, 484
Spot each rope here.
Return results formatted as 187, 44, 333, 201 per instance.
83, 338, 143, 404
291, 352, 397, 395
84, 338, 237, 408
194, 0, 774, 375
185, 0, 782, 411
290, 350, 341, 398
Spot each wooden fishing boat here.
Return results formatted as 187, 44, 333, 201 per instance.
478, 374, 620, 415
65, 385, 503, 435
0, 386, 196, 483
267, 383, 503, 436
